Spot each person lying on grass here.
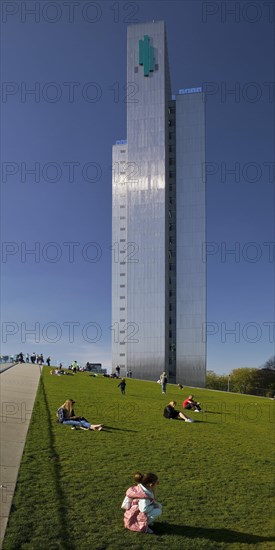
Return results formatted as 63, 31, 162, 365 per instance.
57, 399, 103, 431
163, 400, 193, 422
50, 369, 65, 376
182, 394, 202, 412
121, 472, 162, 534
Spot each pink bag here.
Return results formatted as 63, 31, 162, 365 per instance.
124, 503, 148, 532
122, 485, 154, 533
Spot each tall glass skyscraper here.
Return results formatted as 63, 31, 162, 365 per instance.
112, 21, 206, 387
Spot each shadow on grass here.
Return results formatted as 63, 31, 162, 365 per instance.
102, 425, 138, 432
189, 420, 216, 424
202, 411, 230, 415
155, 523, 275, 544
164, 419, 216, 424
40, 374, 76, 550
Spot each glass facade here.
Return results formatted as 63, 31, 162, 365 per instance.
112, 144, 128, 371
176, 93, 206, 386
112, 22, 206, 386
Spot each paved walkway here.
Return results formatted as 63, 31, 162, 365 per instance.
0, 363, 41, 548
0, 363, 15, 374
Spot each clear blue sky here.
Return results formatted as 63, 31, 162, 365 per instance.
1, 1, 274, 374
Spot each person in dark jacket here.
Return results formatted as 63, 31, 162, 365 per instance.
118, 378, 126, 395
163, 401, 193, 423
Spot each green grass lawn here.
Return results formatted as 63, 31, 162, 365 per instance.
3, 369, 275, 550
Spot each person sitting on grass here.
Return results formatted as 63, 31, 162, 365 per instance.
163, 401, 193, 422
57, 399, 103, 431
121, 472, 162, 534
182, 394, 202, 412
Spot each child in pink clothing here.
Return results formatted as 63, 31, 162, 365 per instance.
121, 472, 162, 534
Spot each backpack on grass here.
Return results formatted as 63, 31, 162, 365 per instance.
56, 407, 64, 423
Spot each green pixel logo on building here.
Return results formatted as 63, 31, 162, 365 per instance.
139, 35, 155, 76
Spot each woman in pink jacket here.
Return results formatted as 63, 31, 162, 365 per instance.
121, 472, 162, 534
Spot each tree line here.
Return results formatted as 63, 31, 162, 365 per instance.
206, 356, 275, 397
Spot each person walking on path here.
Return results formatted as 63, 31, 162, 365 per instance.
118, 378, 126, 395
121, 472, 162, 534
159, 372, 168, 394
57, 399, 103, 431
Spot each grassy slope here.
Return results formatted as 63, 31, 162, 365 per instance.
3, 369, 275, 550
